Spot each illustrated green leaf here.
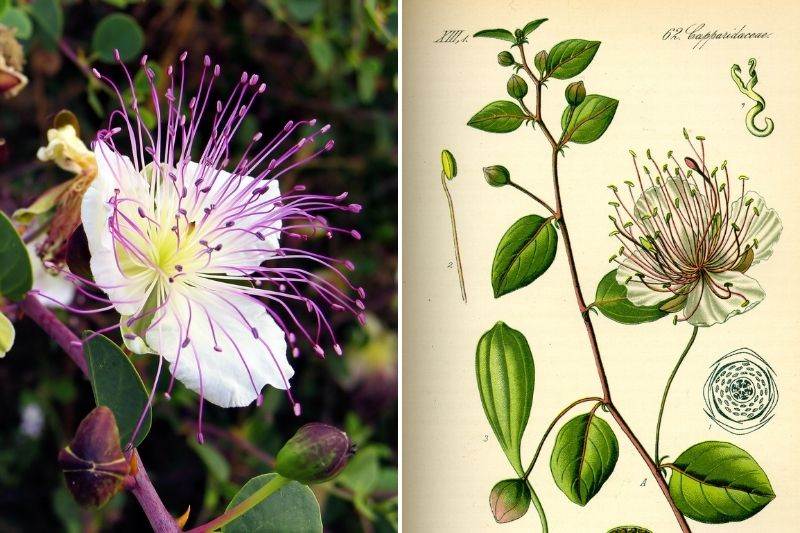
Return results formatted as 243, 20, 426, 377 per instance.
0, 211, 33, 301
84, 334, 151, 448
92, 14, 144, 63
473, 28, 515, 43
222, 473, 323, 533
562, 94, 618, 144
467, 101, 527, 133
475, 321, 535, 476
607, 527, 652, 533
550, 412, 618, 506
0, 8, 32, 39
28, 0, 63, 41
545, 39, 600, 79
491, 215, 557, 297
0, 312, 15, 357
523, 18, 548, 36
594, 270, 667, 324
668, 441, 775, 523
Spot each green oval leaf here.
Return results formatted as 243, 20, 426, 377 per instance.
0, 211, 33, 301
0, 8, 32, 39
92, 13, 144, 63
223, 473, 323, 533
467, 101, 527, 133
28, 0, 62, 41
668, 441, 775, 523
523, 18, 548, 36
594, 270, 667, 324
545, 39, 600, 79
550, 412, 618, 506
475, 321, 535, 476
84, 333, 151, 447
562, 94, 618, 144
607, 527, 653, 533
473, 28, 515, 43
492, 214, 557, 297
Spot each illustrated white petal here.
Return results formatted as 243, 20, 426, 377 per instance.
616, 261, 677, 307
730, 191, 782, 265
146, 283, 293, 408
684, 271, 764, 327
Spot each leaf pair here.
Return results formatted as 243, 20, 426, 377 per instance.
474, 18, 548, 45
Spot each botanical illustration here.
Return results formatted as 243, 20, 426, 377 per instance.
469, 17, 779, 532
731, 58, 773, 137
0, 1, 397, 531
440, 149, 467, 302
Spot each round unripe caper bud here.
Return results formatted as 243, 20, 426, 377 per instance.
275, 423, 355, 484
497, 51, 515, 67
506, 75, 528, 99
565, 80, 586, 106
483, 165, 510, 187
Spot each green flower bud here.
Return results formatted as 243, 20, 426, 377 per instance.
441, 149, 457, 180
275, 423, 355, 484
506, 75, 528, 99
565, 81, 586, 107
497, 51, 515, 67
483, 165, 510, 187
514, 29, 525, 42
489, 479, 531, 523
533, 50, 547, 74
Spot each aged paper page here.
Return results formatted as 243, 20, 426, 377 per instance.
402, 1, 799, 531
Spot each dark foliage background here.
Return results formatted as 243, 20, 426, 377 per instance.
0, 1, 397, 531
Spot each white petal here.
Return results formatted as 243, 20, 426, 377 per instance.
82, 140, 153, 315
27, 242, 76, 307
730, 191, 782, 264
684, 271, 764, 327
180, 161, 282, 272
616, 262, 677, 307
146, 283, 292, 408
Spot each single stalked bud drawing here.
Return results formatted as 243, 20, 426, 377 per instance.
565, 81, 586, 107
441, 149, 457, 180
506, 74, 528, 99
497, 51, 515, 67
489, 479, 531, 523
483, 165, 510, 187
57, 407, 131, 507
275, 422, 355, 484
533, 50, 547, 74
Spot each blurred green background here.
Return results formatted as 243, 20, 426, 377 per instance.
0, 0, 397, 531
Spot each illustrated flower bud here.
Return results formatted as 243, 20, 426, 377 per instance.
534, 50, 547, 74
57, 407, 131, 507
489, 479, 531, 523
497, 51, 515, 67
506, 74, 528, 99
275, 423, 355, 484
483, 165, 510, 187
565, 81, 586, 107
441, 149, 457, 180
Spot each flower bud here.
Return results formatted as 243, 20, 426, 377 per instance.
565, 81, 586, 107
483, 165, 510, 187
440, 149, 457, 180
506, 75, 528, 99
514, 29, 525, 42
489, 479, 531, 523
534, 50, 547, 74
275, 423, 355, 484
0, 25, 27, 99
57, 407, 131, 507
497, 51, 515, 67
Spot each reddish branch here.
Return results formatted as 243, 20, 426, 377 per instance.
515, 46, 692, 532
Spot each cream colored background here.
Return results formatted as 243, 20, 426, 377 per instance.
402, 1, 800, 531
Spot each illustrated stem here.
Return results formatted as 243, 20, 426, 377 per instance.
186, 474, 291, 532
655, 326, 699, 464
526, 479, 549, 533
523, 396, 603, 479
20, 294, 178, 532
440, 171, 467, 302
515, 46, 692, 533
508, 180, 556, 217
